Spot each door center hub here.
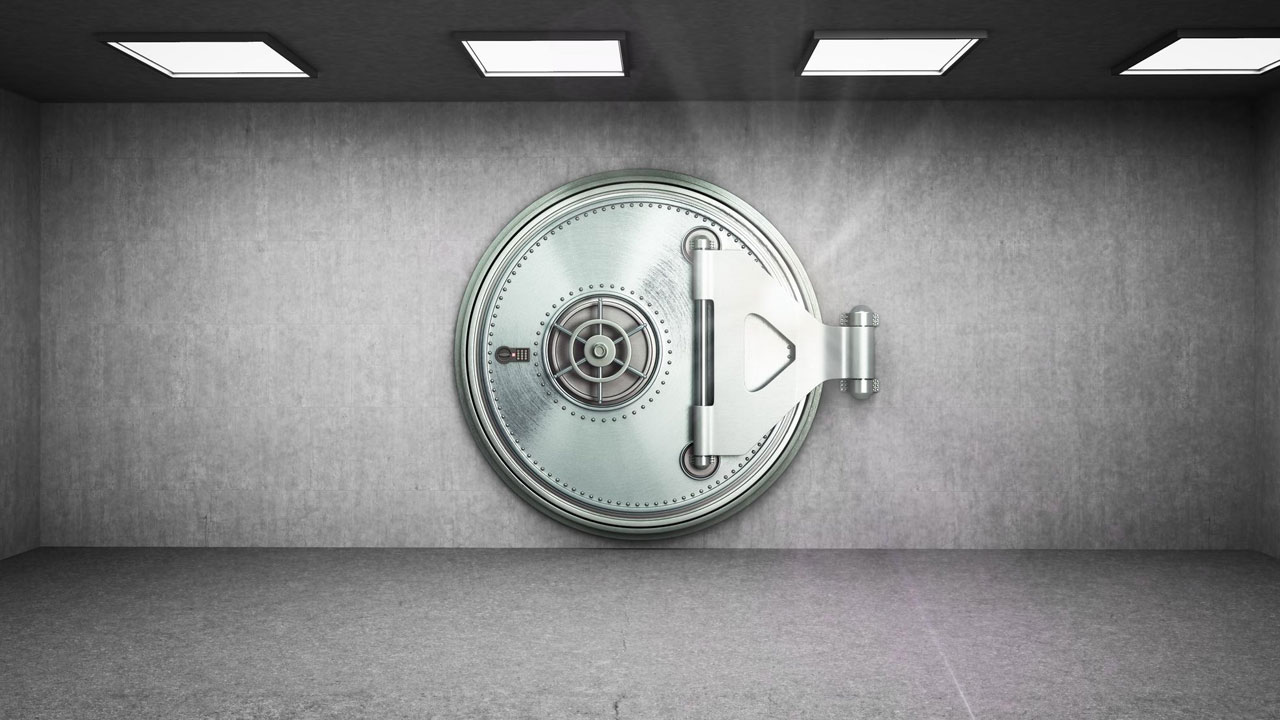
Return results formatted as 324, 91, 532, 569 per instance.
584, 335, 615, 366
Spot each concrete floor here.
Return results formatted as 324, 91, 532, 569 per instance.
1, 549, 1278, 719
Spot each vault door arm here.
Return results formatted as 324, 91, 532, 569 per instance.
691, 249, 878, 460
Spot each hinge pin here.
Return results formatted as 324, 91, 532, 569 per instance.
841, 306, 878, 398
839, 313, 851, 393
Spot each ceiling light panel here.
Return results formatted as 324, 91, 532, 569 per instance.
1115, 30, 1280, 75
799, 30, 986, 76
97, 33, 314, 78
454, 32, 628, 77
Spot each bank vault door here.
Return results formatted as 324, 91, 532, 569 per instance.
455, 171, 877, 538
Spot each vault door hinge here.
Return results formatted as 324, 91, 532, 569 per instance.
690, 249, 878, 463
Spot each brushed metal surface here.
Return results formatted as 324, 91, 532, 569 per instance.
456, 170, 821, 538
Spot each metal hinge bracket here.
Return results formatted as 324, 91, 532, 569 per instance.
690, 249, 878, 462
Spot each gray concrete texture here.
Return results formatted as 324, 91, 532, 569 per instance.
0, 89, 40, 560
3, 548, 1280, 719
38, 100, 1260, 549
1259, 92, 1280, 560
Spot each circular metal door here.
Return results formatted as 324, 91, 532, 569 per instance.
455, 170, 822, 538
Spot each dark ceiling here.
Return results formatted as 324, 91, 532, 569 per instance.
2, 0, 1280, 102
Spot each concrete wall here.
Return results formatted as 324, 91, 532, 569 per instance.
1259, 93, 1280, 559
38, 100, 1258, 548
0, 89, 40, 559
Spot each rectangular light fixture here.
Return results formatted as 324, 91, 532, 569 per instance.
453, 32, 628, 77
1114, 29, 1280, 75
798, 30, 986, 76
96, 33, 315, 78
